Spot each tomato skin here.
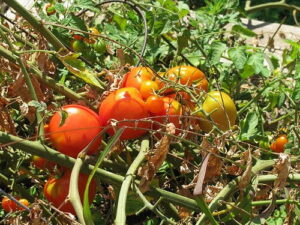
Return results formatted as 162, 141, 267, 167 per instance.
122, 67, 154, 90
1, 197, 29, 212
145, 95, 165, 115
151, 97, 182, 133
43, 170, 96, 215
165, 65, 208, 92
99, 87, 150, 140
71, 40, 87, 52
198, 91, 237, 132
93, 40, 106, 54
48, 105, 102, 158
140, 80, 159, 99
45, 3, 56, 16
270, 135, 288, 153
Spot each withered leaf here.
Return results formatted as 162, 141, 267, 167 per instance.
0, 98, 16, 135
274, 153, 290, 193
138, 123, 175, 192
239, 150, 252, 191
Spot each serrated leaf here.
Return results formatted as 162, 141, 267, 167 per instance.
232, 24, 257, 37
57, 52, 104, 89
248, 52, 265, 74
113, 14, 127, 31
210, 41, 226, 65
239, 112, 258, 141
241, 64, 255, 79
228, 47, 247, 70
73, 0, 100, 13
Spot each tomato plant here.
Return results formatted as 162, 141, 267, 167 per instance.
140, 80, 159, 99
197, 91, 237, 132
32, 155, 56, 171
48, 105, 102, 158
1, 196, 29, 212
71, 40, 87, 52
43, 170, 96, 215
99, 87, 150, 139
93, 40, 106, 54
270, 134, 288, 153
122, 67, 154, 90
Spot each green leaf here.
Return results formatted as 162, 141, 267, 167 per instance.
232, 24, 257, 37
113, 14, 127, 31
177, 29, 190, 54
239, 112, 258, 141
210, 41, 226, 65
292, 79, 300, 102
73, 0, 100, 13
57, 52, 104, 89
28, 100, 47, 112
241, 64, 255, 79
270, 55, 280, 69
295, 63, 300, 79
247, 52, 265, 74
59, 110, 68, 127
228, 47, 247, 70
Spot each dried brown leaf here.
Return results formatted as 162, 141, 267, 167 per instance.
239, 150, 252, 191
138, 123, 175, 192
274, 153, 290, 192
177, 188, 193, 219
0, 98, 16, 134
203, 182, 224, 203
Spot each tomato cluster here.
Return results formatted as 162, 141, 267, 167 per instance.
1, 196, 29, 213
270, 134, 288, 153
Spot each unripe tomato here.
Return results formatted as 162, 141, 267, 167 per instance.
122, 67, 154, 90
43, 170, 96, 215
45, 3, 56, 16
165, 66, 208, 92
198, 91, 237, 132
99, 87, 150, 140
93, 40, 106, 54
140, 80, 159, 99
71, 40, 86, 52
270, 135, 288, 153
32, 155, 56, 171
151, 97, 182, 133
1, 196, 29, 212
48, 105, 102, 158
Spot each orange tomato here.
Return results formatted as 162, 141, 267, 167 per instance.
99, 87, 151, 139
140, 80, 159, 99
122, 67, 154, 90
145, 95, 165, 115
270, 135, 288, 153
1, 196, 29, 212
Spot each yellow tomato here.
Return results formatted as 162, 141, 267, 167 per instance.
198, 91, 237, 132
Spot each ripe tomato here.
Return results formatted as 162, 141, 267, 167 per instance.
165, 66, 208, 92
145, 95, 165, 115
99, 87, 151, 140
43, 170, 96, 215
122, 67, 154, 90
151, 97, 182, 134
140, 80, 159, 99
198, 91, 237, 132
1, 196, 29, 212
32, 155, 56, 171
270, 135, 288, 153
72, 34, 84, 41
48, 105, 102, 158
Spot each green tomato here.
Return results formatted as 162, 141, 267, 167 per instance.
71, 40, 86, 52
93, 40, 106, 54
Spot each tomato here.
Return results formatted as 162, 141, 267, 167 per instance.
140, 80, 159, 99
32, 155, 56, 171
165, 66, 208, 92
93, 40, 106, 54
151, 97, 182, 134
99, 87, 150, 140
197, 91, 237, 132
48, 105, 102, 158
122, 67, 154, 90
270, 135, 288, 153
43, 170, 96, 215
145, 95, 165, 115
71, 40, 87, 52
45, 3, 56, 16
72, 34, 84, 41
88, 27, 100, 36
2, 196, 29, 212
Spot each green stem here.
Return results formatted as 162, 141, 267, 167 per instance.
3, 0, 65, 50
115, 140, 149, 225
251, 199, 300, 206
17, 50, 56, 54
195, 196, 219, 225
245, 0, 300, 13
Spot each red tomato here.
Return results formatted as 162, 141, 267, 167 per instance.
32, 155, 56, 171
43, 170, 96, 215
145, 95, 165, 115
48, 105, 102, 158
151, 97, 182, 134
72, 34, 84, 41
99, 87, 151, 140
270, 135, 288, 153
140, 80, 159, 99
1, 196, 29, 212
122, 67, 154, 90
